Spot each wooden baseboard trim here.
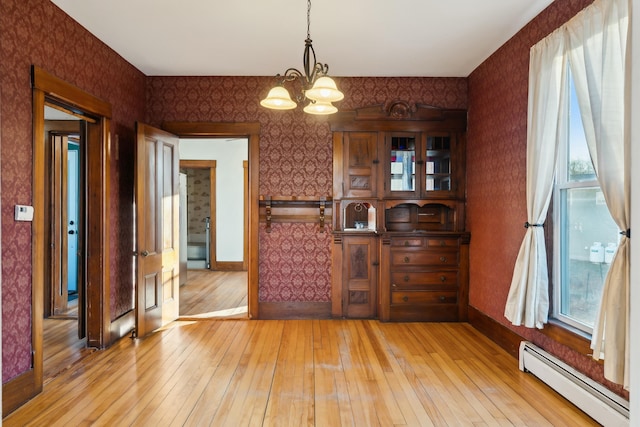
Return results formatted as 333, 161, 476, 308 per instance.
258, 301, 332, 319
212, 262, 245, 271
468, 305, 523, 359
3, 369, 39, 417
110, 310, 135, 343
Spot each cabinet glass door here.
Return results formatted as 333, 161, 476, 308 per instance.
425, 135, 451, 192
389, 135, 416, 193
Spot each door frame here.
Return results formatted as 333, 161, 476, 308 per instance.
3, 66, 112, 416
179, 160, 217, 269
163, 122, 260, 319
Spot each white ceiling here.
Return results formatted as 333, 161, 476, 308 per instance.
50, 0, 554, 78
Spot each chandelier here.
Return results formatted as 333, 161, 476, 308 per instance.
260, 0, 344, 115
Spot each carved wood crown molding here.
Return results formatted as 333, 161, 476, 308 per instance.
328, 100, 467, 130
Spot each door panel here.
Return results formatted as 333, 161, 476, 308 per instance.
136, 123, 180, 337
67, 143, 80, 296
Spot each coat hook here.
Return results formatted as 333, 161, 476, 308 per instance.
319, 197, 326, 233
265, 196, 272, 233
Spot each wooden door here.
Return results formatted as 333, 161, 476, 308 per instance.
135, 123, 180, 337
50, 134, 69, 315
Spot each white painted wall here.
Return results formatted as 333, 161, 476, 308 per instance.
179, 138, 248, 262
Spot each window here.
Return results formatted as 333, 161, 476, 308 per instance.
552, 70, 619, 334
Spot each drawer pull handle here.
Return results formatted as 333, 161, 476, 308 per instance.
440, 256, 447, 262
402, 296, 409, 302
404, 241, 409, 246
440, 276, 446, 282
439, 296, 446, 302
440, 240, 446, 246
404, 275, 410, 282
404, 256, 410, 263
392, 283, 397, 287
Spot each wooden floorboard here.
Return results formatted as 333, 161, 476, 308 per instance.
41, 269, 248, 386
6, 320, 599, 427
179, 270, 248, 319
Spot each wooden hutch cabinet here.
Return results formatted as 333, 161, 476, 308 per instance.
330, 101, 470, 322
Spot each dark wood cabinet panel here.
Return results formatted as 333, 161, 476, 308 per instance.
342, 131, 379, 198
330, 102, 469, 321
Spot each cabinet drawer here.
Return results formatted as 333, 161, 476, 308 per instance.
426, 238, 459, 248
390, 271, 458, 288
391, 237, 426, 247
391, 291, 457, 305
391, 250, 458, 267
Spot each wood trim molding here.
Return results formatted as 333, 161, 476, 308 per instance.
164, 122, 260, 319
32, 66, 111, 119
539, 320, 594, 358
467, 305, 593, 360
18, 67, 113, 414
468, 305, 523, 359
214, 262, 245, 271
179, 160, 217, 270
259, 302, 332, 320
2, 370, 38, 416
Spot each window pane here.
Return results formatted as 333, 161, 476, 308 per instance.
560, 187, 619, 327
567, 76, 595, 182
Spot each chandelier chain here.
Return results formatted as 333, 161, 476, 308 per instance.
307, 0, 311, 40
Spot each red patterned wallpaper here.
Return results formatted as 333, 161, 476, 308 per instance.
147, 76, 467, 301
1, 0, 145, 382
467, 0, 626, 398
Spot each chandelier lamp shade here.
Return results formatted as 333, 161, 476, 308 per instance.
260, 0, 344, 115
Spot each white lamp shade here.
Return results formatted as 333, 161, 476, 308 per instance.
260, 86, 297, 110
304, 76, 344, 103
303, 100, 338, 115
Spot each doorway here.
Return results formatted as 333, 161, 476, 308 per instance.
178, 138, 249, 319
6, 67, 114, 414
42, 107, 88, 383
162, 122, 259, 320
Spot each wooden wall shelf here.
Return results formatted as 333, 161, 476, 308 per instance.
259, 195, 333, 232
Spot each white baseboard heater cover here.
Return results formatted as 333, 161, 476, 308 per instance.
519, 341, 629, 427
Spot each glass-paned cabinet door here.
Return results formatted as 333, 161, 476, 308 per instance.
388, 134, 416, 195
425, 133, 452, 194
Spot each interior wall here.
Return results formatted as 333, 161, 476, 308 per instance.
146, 76, 468, 302
0, 0, 146, 383
180, 138, 248, 262
466, 0, 627, 397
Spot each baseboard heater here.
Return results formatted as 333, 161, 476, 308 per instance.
519, 341, 629, 427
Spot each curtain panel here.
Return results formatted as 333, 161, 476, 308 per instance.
504, 28, 567, 329
566, 0, 630, 389
505, 0, 630, 389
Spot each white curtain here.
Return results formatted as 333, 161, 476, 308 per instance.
566, 0, 630, 389
504, 29, 567, 329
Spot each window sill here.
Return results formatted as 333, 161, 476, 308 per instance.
542, 318, 598, 361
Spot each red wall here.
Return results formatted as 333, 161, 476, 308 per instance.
146, 77, 467, 301
0, 0, 145, 382
467, 0, 626, 398
1, 0, 468, 381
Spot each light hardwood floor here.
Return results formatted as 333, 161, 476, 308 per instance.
41, 270, 248, 384
179, 270, 248, 319
6, 319, 597, 426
